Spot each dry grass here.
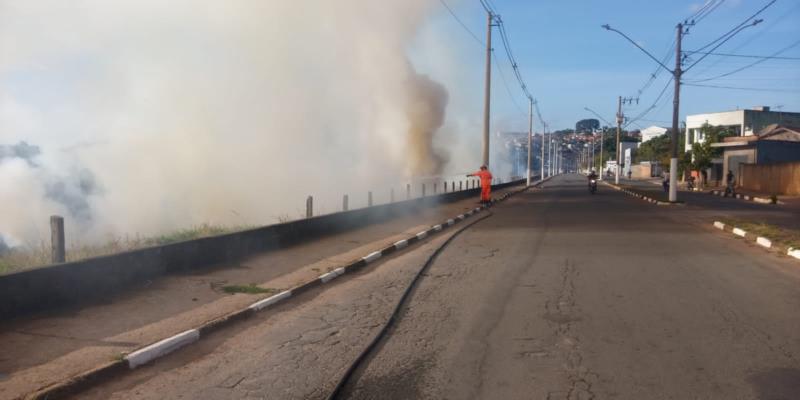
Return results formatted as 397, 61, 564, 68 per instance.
0, 223, 256, 275
721, 218, 800, 249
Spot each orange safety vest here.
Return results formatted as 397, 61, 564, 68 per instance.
471, 170, 493, 187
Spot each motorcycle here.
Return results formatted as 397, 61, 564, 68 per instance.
589, 179, 597, 194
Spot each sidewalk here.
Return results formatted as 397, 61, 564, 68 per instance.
0, 185, 522, 400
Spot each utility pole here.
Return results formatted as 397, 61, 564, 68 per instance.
545, 128, 551, 177
599, 128, 605, 180
669, 23, 683, 202
615, 96, 623, 184
540, 122, 545, 180
527, 98, 533, 185
482, 11, 493, 168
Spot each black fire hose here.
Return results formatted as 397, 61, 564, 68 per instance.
325, 212, 493, 400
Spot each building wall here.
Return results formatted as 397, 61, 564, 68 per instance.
756, 141, 800, 164
684, 109, 800, 152
686, 110, 744, 152
739, 161, 800, 195
745, 110, 800, 136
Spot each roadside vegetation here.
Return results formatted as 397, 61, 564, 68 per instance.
720, 219, 800, 250
0, 223, 256, 275
221, 284, 278, 295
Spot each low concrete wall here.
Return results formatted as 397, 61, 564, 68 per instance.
0, 180, 526, 320
739, 161, 800, 195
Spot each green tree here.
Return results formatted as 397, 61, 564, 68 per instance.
689, 123, 735, 184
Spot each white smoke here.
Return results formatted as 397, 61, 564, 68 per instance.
0, 0, 512, 246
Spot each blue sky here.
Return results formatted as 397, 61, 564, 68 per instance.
417, 0, 800, 131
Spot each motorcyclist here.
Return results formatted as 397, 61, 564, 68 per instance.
725, 170, 735, 195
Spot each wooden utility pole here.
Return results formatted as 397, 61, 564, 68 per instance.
669, 23, 683, 202
482, 11, 493, 168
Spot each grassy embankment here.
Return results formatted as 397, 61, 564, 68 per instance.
0, 223, 256, 275
720, 218, 800, 250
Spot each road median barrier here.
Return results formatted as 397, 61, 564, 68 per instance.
22, 176, 552, 400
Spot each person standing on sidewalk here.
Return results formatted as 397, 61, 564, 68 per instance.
467, 165, 493, 204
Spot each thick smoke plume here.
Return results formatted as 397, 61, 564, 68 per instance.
406, 72, 449, 176
0, 0, 460, 246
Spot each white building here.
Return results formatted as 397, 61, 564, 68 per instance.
640, 126, 668, 143
685, 106, 800, 152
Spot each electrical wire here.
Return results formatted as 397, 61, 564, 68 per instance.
687, 39, 800, 82
493, 51, 528, 117
438, 0, 484, 47
686, 51, 800, 61
683, 82, 800, 92
694, 0, 725, 24
684, 0, 776, 71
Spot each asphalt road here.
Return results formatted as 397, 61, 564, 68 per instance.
77, 174, 800, 400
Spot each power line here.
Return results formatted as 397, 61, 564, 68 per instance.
685, 50, 800, 60
685, 0, 719, 23
687, 39, 800, 82
438, 0, 484, 47
492, 51, 527, 117
688, 2, 800, 77
683, 82, 800, 92
694, 0, 725, 24
625, 76, 674, 128
684, 0, 775, 71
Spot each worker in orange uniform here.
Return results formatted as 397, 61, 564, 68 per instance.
467, 165, 493, 204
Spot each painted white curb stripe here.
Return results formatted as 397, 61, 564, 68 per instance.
713, 221, 725, 230
788, 248, 800, 260
249, 290, 292, 311
756, 237, 772, 248
362, 251, 382, 263
433, 224, 443, 231
446, 219, 455, 226
319, 267, 345, 283
732, 227, 746, 237
126, 329, 200, 369
416, 231, 428, 240
457, 214, 465, 220
393, 239, 408, 249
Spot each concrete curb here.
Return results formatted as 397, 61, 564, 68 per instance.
711, 221, 799, 261
22, 178, 550, 400
601, 181, 685, 206
708, 190, 781, 205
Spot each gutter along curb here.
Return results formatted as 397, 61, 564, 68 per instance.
22, 177, 552, 400
712, 221, 800, 261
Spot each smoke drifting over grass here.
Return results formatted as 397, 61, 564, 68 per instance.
0, 0, 467, 246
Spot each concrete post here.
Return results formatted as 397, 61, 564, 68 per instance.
306, 196, 313, 218
50, 215, 65, 264
407, 184, 411, 199
433, 183, 437, 194
343, 194, 349, 211
422, 183, 426, 197
368, 191, 373, 207
390, 188, 395, 203
460, 181, 463, 191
